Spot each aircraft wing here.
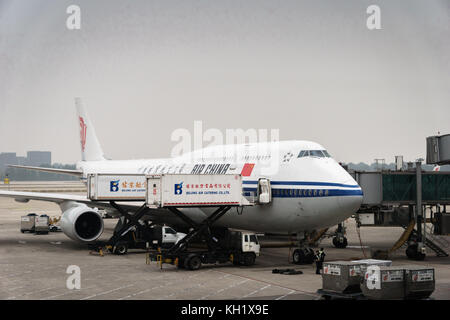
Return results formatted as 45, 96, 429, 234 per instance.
8, 165, 83, 177
0, 190, 147, 213
0, 191, 199, 226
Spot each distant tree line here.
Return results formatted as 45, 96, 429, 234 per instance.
1, 163, 79, 181
346, 162, 450, 172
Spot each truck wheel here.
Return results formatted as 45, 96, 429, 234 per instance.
243, 253, 256, 266
187, 255, 202, 270
113, 243, 128, 255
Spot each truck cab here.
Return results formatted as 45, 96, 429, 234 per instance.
241, 232, 261, 256
161, 225, 186, 247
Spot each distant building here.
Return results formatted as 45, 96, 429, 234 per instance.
26, 151, 51, 167
0, 153, 18, 172
0, 151, 52, 173
17, 156, 27, 165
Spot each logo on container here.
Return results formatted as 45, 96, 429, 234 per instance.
79, 116, 87, 152
174, 182, 183, 195
110, 180, 120, 192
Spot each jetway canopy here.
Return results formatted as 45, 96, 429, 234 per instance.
355, 171, 450, 205
427, 134, 450, 165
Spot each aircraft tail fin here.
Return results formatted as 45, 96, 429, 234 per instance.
75, 98, 106, 161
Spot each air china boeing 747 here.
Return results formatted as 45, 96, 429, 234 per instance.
0, 99, 363, 263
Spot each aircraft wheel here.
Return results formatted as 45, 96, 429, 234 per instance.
406, 244, 426, 261
333, 237, 348, 248
305, 248, 315, 263
293, 248, 313, 264
293, 249, 303, 264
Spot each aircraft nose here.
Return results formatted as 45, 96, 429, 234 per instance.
337, 188, 363, 218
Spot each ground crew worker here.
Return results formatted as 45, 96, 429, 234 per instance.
315, 248, 326, 274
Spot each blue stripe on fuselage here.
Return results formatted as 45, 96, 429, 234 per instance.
242, 180, 361, 189
243, 187, 363, 198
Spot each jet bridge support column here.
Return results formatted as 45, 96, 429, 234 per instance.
406, 161, 426, 260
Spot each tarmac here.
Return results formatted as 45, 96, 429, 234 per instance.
0, 182, 449, 300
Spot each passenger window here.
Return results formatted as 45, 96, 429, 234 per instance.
245, 235, 249, 242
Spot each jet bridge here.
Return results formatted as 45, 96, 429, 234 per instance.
352, 163, 450, 260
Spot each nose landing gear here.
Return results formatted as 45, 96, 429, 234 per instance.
292, 247, 315, 264
332, 223, 348, 248
292, 231, 316, 264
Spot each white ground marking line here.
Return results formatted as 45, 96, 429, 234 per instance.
0, 270, 32, 279
198, 279, 250, 300
80, 284, 135, 300
117, 270, 212, 300
116, 274, 191, 300
6, 286, 25, 292
51, 274, 171, 301
40, 285, 98, 300
156, 273, 231, 300
242, 284, 272, 298
6, 286, 59, 300
118, 286, 162, 300
275, 289, 296, 300
213, 270, 318, 298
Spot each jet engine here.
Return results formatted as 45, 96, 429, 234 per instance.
60, 204, 104, 242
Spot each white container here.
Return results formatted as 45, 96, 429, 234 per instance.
35, 216, 49, 234
146, 174, 249, 207
88, 174, 147, 200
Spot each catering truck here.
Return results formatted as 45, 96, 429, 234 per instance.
87, 173, 258, 269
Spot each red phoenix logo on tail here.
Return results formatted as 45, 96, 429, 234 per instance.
79, 117, 87, 152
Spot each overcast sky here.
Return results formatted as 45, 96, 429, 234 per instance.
0, 0, 449, 164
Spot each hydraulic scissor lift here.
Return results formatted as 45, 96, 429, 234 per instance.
147, 205, 258, 270
89, 202, 153, 255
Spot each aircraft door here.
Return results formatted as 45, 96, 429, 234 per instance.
257, 178, 272, 204
146, 177, 161, 207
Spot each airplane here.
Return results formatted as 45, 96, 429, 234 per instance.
0, 98, 363, 263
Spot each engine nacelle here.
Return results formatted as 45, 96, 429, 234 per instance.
60, 204, 104, 242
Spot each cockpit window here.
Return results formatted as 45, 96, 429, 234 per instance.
298, 150, 331, 158
310, 150, 324, 157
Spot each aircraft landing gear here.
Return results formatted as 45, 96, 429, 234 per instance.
332, 236, 348, 248
292, 247, 315, 264
332, 223, 348, 249
292, 232, 315, 264
405, 235, 426, 261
